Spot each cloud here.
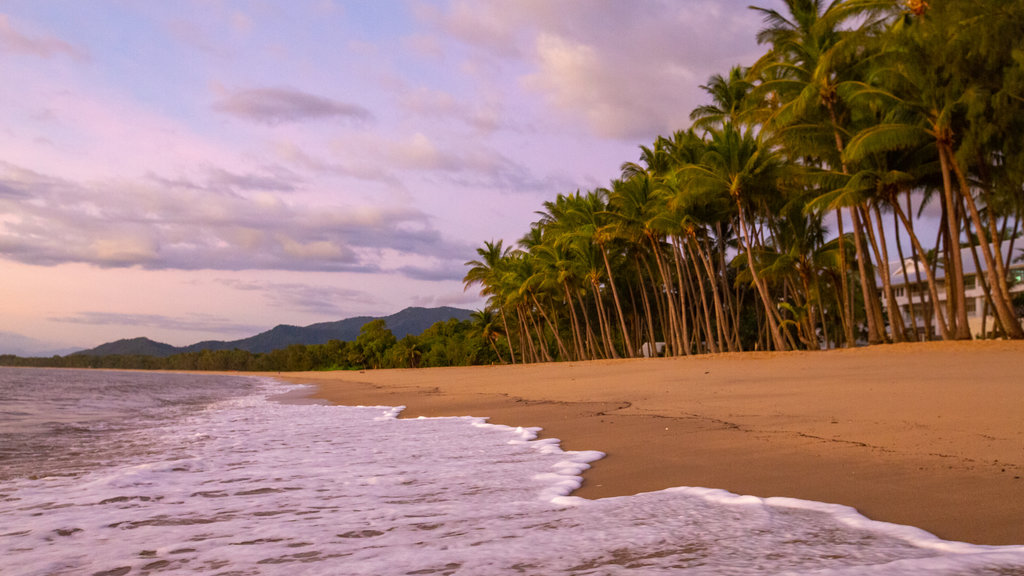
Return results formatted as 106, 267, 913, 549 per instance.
212, 87, 373, 125
396, 262, 467, 282
49, 312, 264, 336
215, 279, 377, 316
273, 141, 403, 185
0, 160, 466, 276
416, 0, 770, 140
0, 14, 86, 60
153, 166, 301, 193
397, 86, 505, 133
409, 290, 484, 310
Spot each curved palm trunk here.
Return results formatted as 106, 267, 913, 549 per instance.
562, 281, 586, 360
515, 306, 535, 363
670, 240, 694, 355
525, 305, 553, 362
692, 234, 732, 352
575, 290, 599, 359
530, 292, 570, 360
949, 154, 1024, 339
714, 224, 742, 352
834, 212, 856, 346
647, 237, 683, 355
498, 307, 517, 364
735, 203, 788, 351
964, 229, 1003, 336
590, 279, 618, 359
599, 244, 635, 357
892, 205, 920, 341
937, 143, 972, 340
684, 238, 718, 353
641, 254, 672, 356
797, 267, 819, 349
850, 207, 885, 344
827, 105, 871, 347
633, 255, 659, 358
863, 205, 904, 342
487, 333, 505, 364
892, 198, 953, 340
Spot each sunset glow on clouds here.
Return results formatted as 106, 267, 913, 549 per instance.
0, 0, 780, 354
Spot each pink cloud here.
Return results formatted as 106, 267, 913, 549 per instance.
0, 14, 86, 60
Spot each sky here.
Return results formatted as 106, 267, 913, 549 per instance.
0, 0, 786, 355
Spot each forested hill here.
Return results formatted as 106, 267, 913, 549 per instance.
75, 306, 473, 357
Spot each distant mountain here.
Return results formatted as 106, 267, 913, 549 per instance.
0, 331, 80, 357
75, 306, 473, 357
79, 337, 181, 358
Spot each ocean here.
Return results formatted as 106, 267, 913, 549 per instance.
1, 367, 1022, 575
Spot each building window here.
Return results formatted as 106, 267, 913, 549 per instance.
965, 297, 978, 316
964, 274, 976, 290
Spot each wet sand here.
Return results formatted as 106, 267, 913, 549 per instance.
277, 340, 1024, 545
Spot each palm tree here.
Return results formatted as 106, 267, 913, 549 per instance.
678, 123, 792, 351
560, 190, 635, 357
749, 0, 896, 345
608, 174, 688, 356
843, 1, 1024, 339
469, 309, 506, 364
690, 65, 755, 132
464, 240, 521, 362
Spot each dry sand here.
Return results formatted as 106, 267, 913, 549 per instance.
277, 340, 1024, 546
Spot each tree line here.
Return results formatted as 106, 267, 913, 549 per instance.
0, 317, 504, 372
464, 0, 1024, 363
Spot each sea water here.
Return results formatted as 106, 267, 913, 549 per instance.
1, 368, 1022, 575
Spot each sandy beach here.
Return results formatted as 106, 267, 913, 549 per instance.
279, 340, 1024, 546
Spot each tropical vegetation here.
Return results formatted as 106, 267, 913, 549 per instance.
0, 317, 502, 371
463, 0, 1024, 362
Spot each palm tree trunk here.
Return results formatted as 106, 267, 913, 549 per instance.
562, 282, 586, 360
646, 239, 683, 355
735, 203, 788, 350
670, 239, 694, 355
599, 244, 635, 357
694, 234, 732, 351
634, 255, 659, 357
907, 192, 934, 339
685, 238, 718, 353
833, 212, 855, 346
713, 222, 742, 351
892, 203, 920, 341
525, 305, 553, 362
590, 280, 617, 359
498, 307, 517, 364
575, 290, 599, 359
850, 207, 884, 344
950, 156, 1024, 338
797, 268, 819, 349
531, 292, 570, 360
865, 204, 905, 342
488, 335, 505, 364
892, 197, 953, 340
964, 226, 1002, 337
642, 254, 673, 356
937, 143, 972, 340
515, 306, 534, 363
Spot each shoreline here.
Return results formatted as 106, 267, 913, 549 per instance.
277, 340, 1023, 546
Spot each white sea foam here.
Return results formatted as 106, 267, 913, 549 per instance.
1, 377, 1022, 575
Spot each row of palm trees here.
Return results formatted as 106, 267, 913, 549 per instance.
464, 0, 1024, 363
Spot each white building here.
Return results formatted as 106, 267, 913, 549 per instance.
880, 242, 1024, 339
